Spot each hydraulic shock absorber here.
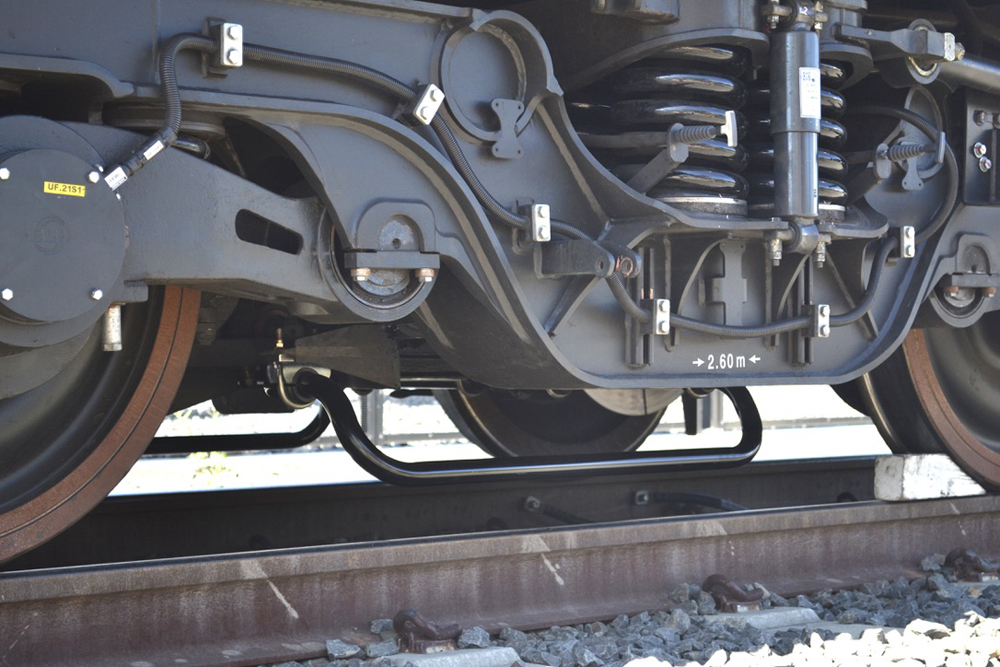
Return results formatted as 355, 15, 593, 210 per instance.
770, 2, 823, 224
745, 60, 849, 220
568, 44, 751, 215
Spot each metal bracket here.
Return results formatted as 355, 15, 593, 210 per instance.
210, 22, 243, 71
653, 298, 670, 335
343, 251, 440, 271
411, 84, 445, 125
590, 0, 679, 23
898, 226, 916, 259
538, 239, 615, 279
489, 99, 525, 160
529, 203, 550, 243
836, 24, 959, 63
810, 304, 831, 338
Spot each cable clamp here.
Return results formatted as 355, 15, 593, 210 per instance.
654, 299, 671, 336
811, 304, 831, 338
213, 22, 243, 68
530, 203, 551, 243
412, 84, 445, 125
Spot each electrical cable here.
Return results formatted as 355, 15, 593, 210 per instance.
848, 104, 959, 244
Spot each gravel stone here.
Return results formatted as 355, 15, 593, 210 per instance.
365, 640, 398, 658
371, 618, 395, 635
327, 639, 363, 660
458, 626, 491, 649
333, 552, 1000, 667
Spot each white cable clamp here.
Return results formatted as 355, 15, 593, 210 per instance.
530, 204, 551, 243
412, 84, 445, 125
218, 23, 243, 68
813, 304, 831, 338
654, 299, 670, 336
900, 226, 916, 258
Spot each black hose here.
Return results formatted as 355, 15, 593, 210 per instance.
243, 44, 416, 101
607, 274, 652, 323
847, 104, 959, 244
107, 34, 216, 184
830, 236, 897, 326
429, 116, 530, 231
672, 313, 812, 338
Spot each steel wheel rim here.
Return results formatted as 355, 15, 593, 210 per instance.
440, 389, 665, 457
0, 286, 199, 561
902, 320, 1000, 485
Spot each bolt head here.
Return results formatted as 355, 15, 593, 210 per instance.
225, 48, 240, 65
226, 24, 242, 40
537, 227, 550, 241
904, 226, 915, 239
974, 142, 988, 158
980, 156, 993, 172
819, 305, 830, 317
944, 285, 962, 296
0, 167, 9, 180
985, 287, 997, 298
0, 288, 12, 301
819, 325, 830, 337
428, 88, 442, 103
88, 171, 100, 184
658, 321, 669, 334
90, 288, 103, 301
351, 268, 371, 283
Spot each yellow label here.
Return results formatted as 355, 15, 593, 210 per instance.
43, 181, 86, 197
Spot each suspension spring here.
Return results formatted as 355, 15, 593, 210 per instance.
569, 45, 751, 215
745, 60, 850, 220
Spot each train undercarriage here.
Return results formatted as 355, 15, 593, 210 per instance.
1, 0, 999, 560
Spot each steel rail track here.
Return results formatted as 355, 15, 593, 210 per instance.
0, 475, 996, 666
6, 457, 877, 570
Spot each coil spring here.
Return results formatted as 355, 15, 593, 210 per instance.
744, 61, 850, 219
568, 45, 751, 216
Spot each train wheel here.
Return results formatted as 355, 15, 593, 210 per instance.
0, 287, 199, 561
863, 316, 1000, 489
435, 387, 666, 457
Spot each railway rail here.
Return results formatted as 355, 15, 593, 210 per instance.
0, 458, 996, 666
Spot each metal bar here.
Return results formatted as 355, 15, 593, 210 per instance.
0, 495, 996, 666
298, 375, 761, 484
939, 54, 1000, 95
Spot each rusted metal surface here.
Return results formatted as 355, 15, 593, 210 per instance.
5, 457, 878, 570
394, 609, 461, 653
0, 494, 997, 666
945, 547, 999, 582
0, 286, 200, 563
702, 574, 765, 613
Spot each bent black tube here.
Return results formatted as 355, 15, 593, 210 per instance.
847, 104, 959, 244
831, 236, 897, 327
297, 374, 761, 485
146, 411, 330, 455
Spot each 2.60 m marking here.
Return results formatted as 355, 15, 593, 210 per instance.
693, 353, 760, 370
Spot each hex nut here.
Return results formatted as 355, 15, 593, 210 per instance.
88, 171, 100, 184
0, 167, 9, 180
1, 288, 12, 301
90, 288, 104, 301
980, 156, 993, 173
974, 142, 988, 159
414, 268, 436, 283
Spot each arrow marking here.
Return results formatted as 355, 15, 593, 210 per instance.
693, 358, 705, 367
